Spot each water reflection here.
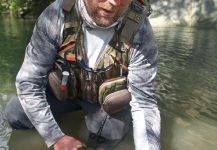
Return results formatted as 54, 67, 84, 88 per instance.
0, 15, 35, 95
155, 27, 217, 122
155, 27, 217, 150
0, 15, 35, 150
0, 16, 217, 150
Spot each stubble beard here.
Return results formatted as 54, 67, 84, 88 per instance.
91, 9, 120, 27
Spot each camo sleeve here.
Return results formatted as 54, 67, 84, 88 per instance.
15, 0, 65, 147
128, 18, 161, 150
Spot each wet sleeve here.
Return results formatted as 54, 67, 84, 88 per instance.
128, 18, 161, 150
15, 0, 65, 147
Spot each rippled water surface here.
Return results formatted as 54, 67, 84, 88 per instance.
155, 27, 217, 150
0, 16, 217, 150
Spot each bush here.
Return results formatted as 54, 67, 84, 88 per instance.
0, 0, 32, 14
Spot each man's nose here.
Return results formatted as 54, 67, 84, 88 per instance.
108, 0, 121, 6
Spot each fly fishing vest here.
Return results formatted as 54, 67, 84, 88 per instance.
48, 0, 152, 114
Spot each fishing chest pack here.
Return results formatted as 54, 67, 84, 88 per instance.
48, 0, 152, 114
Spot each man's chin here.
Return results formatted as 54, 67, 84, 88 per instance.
94, 18, 116, 28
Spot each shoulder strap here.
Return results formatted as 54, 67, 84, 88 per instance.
57, 0, 80, 57
62, 0, 76, 12
61, 0, 80, 42
119, 0, 152, 43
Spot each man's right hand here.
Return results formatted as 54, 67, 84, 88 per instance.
54, 135, 85, 150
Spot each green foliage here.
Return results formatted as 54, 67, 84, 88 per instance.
0, 0, 32, 13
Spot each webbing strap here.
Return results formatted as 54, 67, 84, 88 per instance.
119, 1, 147, 43
64, 21, 79, 29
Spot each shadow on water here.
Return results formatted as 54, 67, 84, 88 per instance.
8, 112, 87, 150
8, 111, 134, 150
0, 16, 217, 150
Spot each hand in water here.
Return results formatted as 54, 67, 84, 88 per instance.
54, 135, 86, 150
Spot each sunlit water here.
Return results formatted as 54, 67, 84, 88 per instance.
0, 16, 217, 150
154, 27, 217, 150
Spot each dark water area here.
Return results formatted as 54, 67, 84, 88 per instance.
0, 16, 217, 150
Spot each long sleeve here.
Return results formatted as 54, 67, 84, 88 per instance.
15, 0, 65, 147
128, 18, 160, 150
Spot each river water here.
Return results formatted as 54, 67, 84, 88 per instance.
0, 16, 217, 150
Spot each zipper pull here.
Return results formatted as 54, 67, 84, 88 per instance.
60, 54, 70, 91
60, 70, 69, 91
120, 67, 123, 76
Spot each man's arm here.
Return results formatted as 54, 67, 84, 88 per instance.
128, 18, 160, 150
15, 1, 65, 147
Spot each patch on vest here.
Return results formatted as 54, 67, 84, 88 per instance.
127, 11, 143, 23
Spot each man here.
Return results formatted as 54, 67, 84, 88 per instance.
4, 0, 160, 149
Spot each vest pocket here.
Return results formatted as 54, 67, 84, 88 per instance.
48, 71, 68, 101
99, 77, 131, 114
48, 69, 77, 101
103, 89, 131, 114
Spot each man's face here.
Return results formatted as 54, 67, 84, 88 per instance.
84, 0, 131, 27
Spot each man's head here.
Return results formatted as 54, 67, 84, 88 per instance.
83, 0, 131, 27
